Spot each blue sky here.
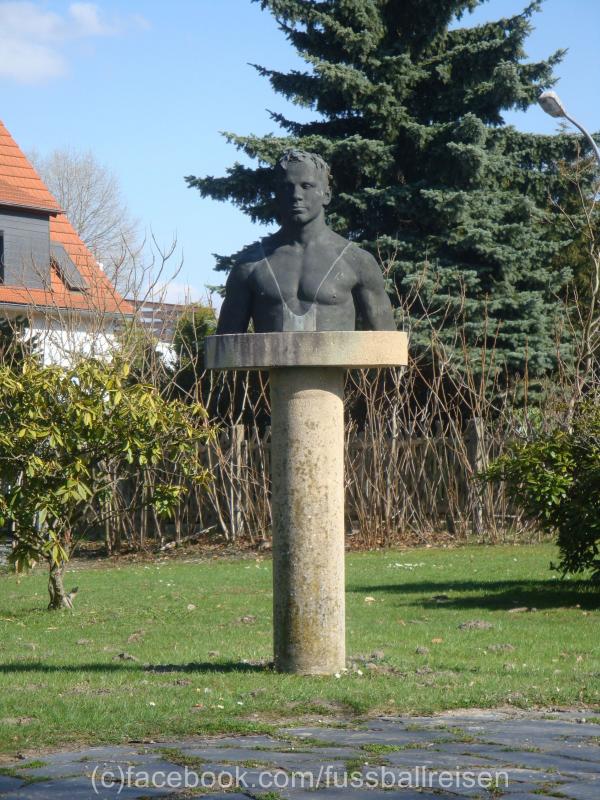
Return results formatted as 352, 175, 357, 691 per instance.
1, 0, 599, 303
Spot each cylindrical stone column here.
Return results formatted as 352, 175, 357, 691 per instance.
205, 331, 408, 676
270, 366, 345, 674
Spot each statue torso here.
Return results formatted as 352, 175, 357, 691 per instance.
247, 233, 360, 332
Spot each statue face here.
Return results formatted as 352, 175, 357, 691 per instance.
276, 161, 331, 226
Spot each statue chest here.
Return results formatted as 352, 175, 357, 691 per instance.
252, 249, 356, 310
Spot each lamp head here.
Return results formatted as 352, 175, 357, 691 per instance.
538, 90, 567, 118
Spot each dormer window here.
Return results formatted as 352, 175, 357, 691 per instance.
51, 243, 87, 292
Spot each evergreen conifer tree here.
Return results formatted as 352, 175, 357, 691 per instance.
187, 0, 582, 377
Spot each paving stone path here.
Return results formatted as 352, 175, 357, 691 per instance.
1, 709, 598, 799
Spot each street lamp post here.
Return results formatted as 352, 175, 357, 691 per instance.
539, 91, 600, 396
538, 90, 600, 169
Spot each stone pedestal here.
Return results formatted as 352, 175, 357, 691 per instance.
270, 366, 345, 674
205, 331, 408, 675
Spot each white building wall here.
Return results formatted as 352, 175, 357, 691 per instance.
0, 307, 121, 366
2, 306, 175, 367
29, 312, 120, 365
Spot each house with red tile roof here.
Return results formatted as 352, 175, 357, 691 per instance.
0, 119, 134, 363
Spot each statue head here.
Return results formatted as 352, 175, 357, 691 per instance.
276, 149, 331, 189
275, 149, 332, 226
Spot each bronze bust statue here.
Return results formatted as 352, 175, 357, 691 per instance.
216, 150, 396, 334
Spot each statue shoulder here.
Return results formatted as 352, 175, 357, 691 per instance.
343, 239, 381, 276
228, 240, 264, 278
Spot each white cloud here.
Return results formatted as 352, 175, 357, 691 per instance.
1, 38, 66, 83
68, 2, 114, 36
0, 2, 63, 41
0, 2, 148, 84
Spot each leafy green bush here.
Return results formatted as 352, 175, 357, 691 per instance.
485, 401, 600, 581
0, 358, 212, 608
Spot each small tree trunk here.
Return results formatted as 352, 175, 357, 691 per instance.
140, 472, 148, 549
47, 561, 73, 610
467, 417, 486, 536
104, 507, 113, 556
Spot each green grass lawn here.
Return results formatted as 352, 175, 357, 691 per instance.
0, 543, 599, 757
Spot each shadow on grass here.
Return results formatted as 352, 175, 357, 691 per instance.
0, 660, 270, 674
347, 578, 600, 610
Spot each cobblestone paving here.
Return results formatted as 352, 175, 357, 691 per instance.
1, 710, 598, 799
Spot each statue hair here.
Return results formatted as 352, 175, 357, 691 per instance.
276, 149, 331, 188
